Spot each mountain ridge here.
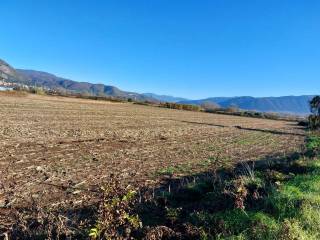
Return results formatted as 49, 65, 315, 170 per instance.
0, 58, 315, 115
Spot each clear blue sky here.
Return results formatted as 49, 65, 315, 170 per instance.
1, 0, 319, 99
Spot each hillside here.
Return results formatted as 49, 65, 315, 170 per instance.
0, 59, 154, 101
0, 59, 25, 83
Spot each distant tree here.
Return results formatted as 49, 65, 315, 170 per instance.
226, 104, 239, 113
200, 101, 220, 112
310, 96, 320, 116
309, 96, 320, 129
81, 90, 91, 97
97, 91, 106, 97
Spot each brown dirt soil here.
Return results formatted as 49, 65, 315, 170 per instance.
0, 93, 305, 223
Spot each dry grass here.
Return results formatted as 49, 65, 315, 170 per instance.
0, 90, 28, 97
0, 94, 305, 235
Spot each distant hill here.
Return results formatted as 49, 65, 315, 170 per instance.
179, 96, 314, 115
142, 93, 188, 103
1, 58, 316, 114
0, 58, 155, 101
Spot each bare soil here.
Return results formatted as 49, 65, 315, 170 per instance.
0, 93, 305, 220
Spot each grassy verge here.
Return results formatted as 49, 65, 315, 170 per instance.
200, 158, 320, 239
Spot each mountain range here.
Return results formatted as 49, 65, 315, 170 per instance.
177, 96, 314, 115
0, 58, 315, 115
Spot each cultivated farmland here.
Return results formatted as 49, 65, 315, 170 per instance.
0, 93, 305, 228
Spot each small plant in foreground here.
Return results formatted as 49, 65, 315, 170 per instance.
156, 166, 176, 176
89, 181, 142, 239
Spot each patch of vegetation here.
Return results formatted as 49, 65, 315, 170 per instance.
307, 135, 320, 151
147, 160, 320, 239
160, 102, 201, 111
156, 166, 177, 176
155, 163, 194, 176
0, 89, 28, 97
306, 135, 320, 155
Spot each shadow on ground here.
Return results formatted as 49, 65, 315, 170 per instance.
170, 118, 306, 137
